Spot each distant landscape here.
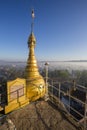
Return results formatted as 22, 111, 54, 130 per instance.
0, 60, 87, 71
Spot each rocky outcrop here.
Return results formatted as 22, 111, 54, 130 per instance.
0, 100, 78, 130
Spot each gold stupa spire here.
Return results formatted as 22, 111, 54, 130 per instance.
25, 10, 45, 101
26, 9, 40, 78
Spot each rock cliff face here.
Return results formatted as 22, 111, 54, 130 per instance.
0, 100, 77, 130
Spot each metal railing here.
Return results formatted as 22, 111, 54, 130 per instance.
47, 81, 87, 130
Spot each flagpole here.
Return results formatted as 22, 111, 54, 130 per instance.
31, 9, 35, 33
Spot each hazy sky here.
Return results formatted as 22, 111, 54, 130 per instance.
0, 0, 87, 61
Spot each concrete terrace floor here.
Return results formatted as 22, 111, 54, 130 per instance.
0, 100, 79, 130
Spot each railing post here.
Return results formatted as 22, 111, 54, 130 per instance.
44, 62, 49, 101
51, 79, 53, 102
68, 87, 70, 114
84, 91, 87, 130
51, 79, 53, 93
59, 82, 61, 104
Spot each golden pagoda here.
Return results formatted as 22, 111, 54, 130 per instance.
25, 10, 46, 101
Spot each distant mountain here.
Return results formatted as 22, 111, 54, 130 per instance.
0, 60, 26, 66
0, 60, 87, 71
66, 60, 87, 62
0, 59, 87, 63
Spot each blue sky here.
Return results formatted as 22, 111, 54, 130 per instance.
0, 0, 87, 61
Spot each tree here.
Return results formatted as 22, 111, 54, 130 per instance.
78, 70, 87, 87
47, 69, 70, 81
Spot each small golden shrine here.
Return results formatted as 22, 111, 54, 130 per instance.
5, 78, 29, 114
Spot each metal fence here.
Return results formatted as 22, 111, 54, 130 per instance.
47, 81, 87, 130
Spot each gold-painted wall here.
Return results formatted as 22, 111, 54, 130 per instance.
5, 78, 29, 114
